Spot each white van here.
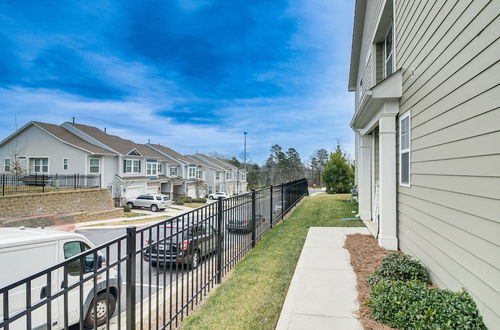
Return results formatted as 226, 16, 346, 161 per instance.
0, 227, 119, 329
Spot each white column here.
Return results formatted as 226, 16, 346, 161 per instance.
378, 115, 398, 250
358, 134, 372, 220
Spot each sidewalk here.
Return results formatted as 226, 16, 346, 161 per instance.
53, 205, 197, 231
276, 227, 368, 330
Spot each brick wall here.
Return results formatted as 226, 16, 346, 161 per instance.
0, 188, 117, 218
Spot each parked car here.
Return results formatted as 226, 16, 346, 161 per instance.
0, 227, 119, 329
227, 214, 266, 233
143, 220, 220, 269
126, 194, 170, 212
208, 192, 228, 200
273, 201, 288, 215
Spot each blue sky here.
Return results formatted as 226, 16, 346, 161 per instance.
0, 0, 355, 164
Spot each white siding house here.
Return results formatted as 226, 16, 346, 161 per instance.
349, 0, 500, 326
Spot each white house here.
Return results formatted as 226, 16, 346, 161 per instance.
349, 0, 500, 326
0, 121, 116, 181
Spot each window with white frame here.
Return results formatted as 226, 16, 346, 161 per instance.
4, 159, 11, 172
400, 112, 411, 186
384, 25, 394, 78
89, 158, 100, 173
226, 172, 231, 180
196, 170, 202, 179
124, 159, 141, 174
63, 158, 68, 170
216, 171, 220, 180
242, 174, 246, 181
147, 162, 157, 176
32, 158, 48, 173
188, 167, 196, 178
170, 167, 178, 176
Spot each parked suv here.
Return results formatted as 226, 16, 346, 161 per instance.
143, 220, 220, 269
209, 192, 228, 200
126, 194, 170, 212
0, 228, 119, 329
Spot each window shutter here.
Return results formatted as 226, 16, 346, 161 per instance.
138, 161, 141, 173
123, 160, 127, 173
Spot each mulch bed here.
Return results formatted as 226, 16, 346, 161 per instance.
344, 234, 400, 330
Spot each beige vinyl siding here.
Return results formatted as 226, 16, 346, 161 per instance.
395, 0, 500, 326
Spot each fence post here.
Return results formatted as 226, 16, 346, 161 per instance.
216, 197, 224, 284
42, 174, 45, 193
74, 174, 77, 190
125, 226, 137, 330
251, 189, 256, 248
269, 185, 273, 229
281, 183, 284, 220
2, 174, 4, 196
35, 173, 38, 188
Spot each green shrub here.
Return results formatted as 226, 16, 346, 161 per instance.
177, 197, 193, 204
191, 198, 207, 203
122, 205, 131, 212
367, 280, 486, 329
368, 253, 429, 285
175, 200, 184, 205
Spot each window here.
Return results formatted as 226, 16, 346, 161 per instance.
399, 112, 411, 186
226, 172, 231, 180
158, 164, 162, 174
188, 167, 196, 178
216, 171, 220, 180
242, 174, 246, 181
32, 158, 48, 173
196, 170, 202, 179
4, 159, 10, 172
63, 241, 93, 275
63, 159, 68, 170
147, 162, 157, 176
89, 158, 100, 173
384, 25, 394, 77
170, 167, 178, 176
124, 159, 141, 174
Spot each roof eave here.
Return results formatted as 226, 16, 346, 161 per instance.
348, 0, 367, 91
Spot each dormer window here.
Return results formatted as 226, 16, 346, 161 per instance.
384, 25, 394, 77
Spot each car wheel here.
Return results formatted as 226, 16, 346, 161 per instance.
127, 202, 134, 209
84, 292, 116, 328
190, 250, 200, 269
151, 204, 159, 212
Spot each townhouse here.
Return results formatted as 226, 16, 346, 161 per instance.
349, 0, 500, 326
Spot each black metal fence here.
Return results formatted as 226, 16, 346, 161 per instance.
0, 173, 102, 196
0, 178, 308, 330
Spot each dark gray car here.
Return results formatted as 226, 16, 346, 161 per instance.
143, 221, 219, 269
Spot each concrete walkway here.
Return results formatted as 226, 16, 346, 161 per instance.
276, 227, 368, 330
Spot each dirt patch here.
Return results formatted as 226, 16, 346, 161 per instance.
344, 234, 400, 330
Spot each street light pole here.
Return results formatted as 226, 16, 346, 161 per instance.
244, 131, 247, 193
244, 132, 247, 171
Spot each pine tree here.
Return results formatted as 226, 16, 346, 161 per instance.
322, 144, 354, 193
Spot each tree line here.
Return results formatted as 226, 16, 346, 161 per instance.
225, 144, 354, 194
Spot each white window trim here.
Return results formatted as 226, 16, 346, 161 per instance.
147, 162, 158, 176
196, 170, 202, 179
89, 158, 100, 174
63, 158, 69, 170
384, 24, 394, 78
399, 111, 411, 187
188, 167, 196, 178
31, 157, 49, 174
124, 159, 141, 174
4, 158, 11, 172
170, 167, 178, 176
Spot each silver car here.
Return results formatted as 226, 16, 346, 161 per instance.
126, 194, 171, 212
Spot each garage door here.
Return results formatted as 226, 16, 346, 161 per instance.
147, 186, 159, 194
126, 186, 143, 199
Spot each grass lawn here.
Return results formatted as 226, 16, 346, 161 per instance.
182, 194, 364, 329
183, 202, 207, 208
123, 212, 148, 218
